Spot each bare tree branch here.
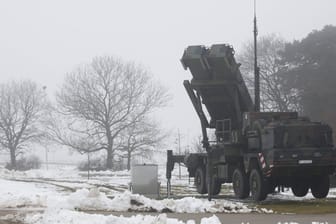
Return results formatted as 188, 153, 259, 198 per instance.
117, 118, 168, 170
237, 34, 302, 112
54, 56, 170, 169
0, 80, 50, 169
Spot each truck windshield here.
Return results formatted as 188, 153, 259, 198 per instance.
274, 126, 333, 148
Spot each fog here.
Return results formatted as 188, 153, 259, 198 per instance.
0, 0, 335, 162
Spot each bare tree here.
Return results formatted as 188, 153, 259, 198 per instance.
237, 34, 301, 112
55, 56, 169, 169
191, 135, 204, 153
0, 80, 49, 169
118, 119, 167, 170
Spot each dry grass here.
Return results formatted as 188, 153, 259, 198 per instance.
258, 199, 336, 214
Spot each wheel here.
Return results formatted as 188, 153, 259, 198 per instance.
249, 169, 268, 201
208, 178, 221, 196
311, 175, 330, 199
232, 168, 250, 199
291, 182, 309, 197
194, 167, 207, 194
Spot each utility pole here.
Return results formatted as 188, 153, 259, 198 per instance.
254, 0, 260, 112
87, 151, 90, 180
178, 129, 181, 179
42, 86, 49, 170
45, 147, 48, 170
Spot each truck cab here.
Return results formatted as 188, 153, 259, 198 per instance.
241, 111, 336, 200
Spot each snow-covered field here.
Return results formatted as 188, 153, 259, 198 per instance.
0, 165, 335, 224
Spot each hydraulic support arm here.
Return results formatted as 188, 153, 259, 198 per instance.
183, 80, 210, 149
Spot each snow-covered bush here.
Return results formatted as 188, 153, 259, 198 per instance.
77, 157, 106, 171
5, 155, 41, 171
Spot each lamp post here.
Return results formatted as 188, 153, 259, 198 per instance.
42, 86, 49, 170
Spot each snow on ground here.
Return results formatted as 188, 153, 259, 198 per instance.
0, 178, 64, 208
64, 188, 255, 213
0, 177, 256, 214
2, 165, 336, 223
0, 166, 81, 181
0, 165, 264, 224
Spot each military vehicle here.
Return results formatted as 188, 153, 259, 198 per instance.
166, 43, 336, 201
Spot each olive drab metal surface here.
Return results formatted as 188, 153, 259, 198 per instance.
181, 44, 253, 130
166, 42, 336, 202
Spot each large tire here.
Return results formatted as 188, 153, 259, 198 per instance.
311, 175, 330, 199
194, 167, 207, 194
249, 169, 268, 201
208, 178, 221, 196
291, 182, 309, 197
232, 168, 250, 199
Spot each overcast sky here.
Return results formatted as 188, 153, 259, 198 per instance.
0, 0, 335, 155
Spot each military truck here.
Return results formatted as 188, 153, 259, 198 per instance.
166, 44, 336, 201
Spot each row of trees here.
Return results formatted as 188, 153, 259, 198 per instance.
1, 25, 336, 169
0, 56, 169, 170
238, 25, 336, 141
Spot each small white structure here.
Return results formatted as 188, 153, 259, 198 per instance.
130, 164, 160, 198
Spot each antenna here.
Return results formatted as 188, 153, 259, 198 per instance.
254, 0, 260, 112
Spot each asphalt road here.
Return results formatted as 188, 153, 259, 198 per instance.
97, 211, 336, 224
1, 209, 335, 224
